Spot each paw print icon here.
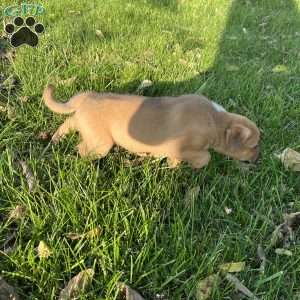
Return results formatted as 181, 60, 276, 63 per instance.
5, 16, 44, 47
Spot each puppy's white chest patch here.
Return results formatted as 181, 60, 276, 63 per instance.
211, 101, 226, 112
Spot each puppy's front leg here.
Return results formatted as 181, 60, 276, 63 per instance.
52, 117, 75, 144
167, 157, 181, 168
180, 150, 211, 169
188, 151, 211, 169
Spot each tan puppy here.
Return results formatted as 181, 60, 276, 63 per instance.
43, 85, 260, 168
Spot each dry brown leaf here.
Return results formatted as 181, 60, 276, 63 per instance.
257, 245, 266, 274
0, 47, 15, 61
19, 96, 29, 103
37, 131, 50, 140
184, 186, 200, 207
95, 29, 104, 38
275, 248, 293, 256
58, 269, 94, 300
219, 262, 245, 273
7, 106, 16, 120
123, 156, 146, 167
8, 205, 26, 221
66, 226, 101, 240
284, 212, 300, 228
270, 211, 300, 247
65, 232, 83, 240
270, 224, 285, 247
37, 241, 51, 258
225, 274, 259, 300
275, 148, 300, 171
0, 102, 6, 112
0, 75, 17, 91
17, 160, 35, 192
58, 76, 77, 86
117, 282, 145, 300
0, 277, 20, 300
195, 274, 219, 300
85, 226, 101, 239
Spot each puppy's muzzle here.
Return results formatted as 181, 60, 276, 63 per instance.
251, 145, 260, 162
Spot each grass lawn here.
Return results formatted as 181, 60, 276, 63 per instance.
1, 0, 300, 299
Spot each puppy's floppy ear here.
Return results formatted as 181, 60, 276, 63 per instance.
226, 124, 251, 147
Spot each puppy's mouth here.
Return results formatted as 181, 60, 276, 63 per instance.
251, 145, 260, 162
245, 145, 260, 163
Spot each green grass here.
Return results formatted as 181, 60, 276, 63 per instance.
1, 0, 300, 299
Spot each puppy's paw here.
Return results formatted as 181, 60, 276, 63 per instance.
167, 157, 181, 168
51, 134, 60, 144
189, 152, 211, 169
76, 142, 89, 157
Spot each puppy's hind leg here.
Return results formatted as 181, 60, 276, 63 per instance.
52, 116, 76, 144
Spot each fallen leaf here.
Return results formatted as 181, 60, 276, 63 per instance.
123, 157, 146, 167
37, 131, 50, 140
59, 269, 94, 300
257, 245, 266, 274
270, 211, 300, 247
65, 232, 83, 240
19, 96, 29, 103
219, 262, 245, 273
7, 106, 16, 120
275, 148, 300, 171
66, 226, 101, 240
58, 76, 77, 86
85, 226, 101, 239
37, 241, 51, 258
136, 79, 153, 92
272, 64, 289, 73
0, 102, 6, 112
0, 276, 20, 300
270, 224, 285, 247
17, 160, 35, 192
225, 274, 259, 300
284, 212, 300, 228
8, 205, 26, 221
0, 75, 17, 91
0, 46, 15, 61
275, 248, 293, 256
225, 64, 240, 72
184, 186, 200, 207
224, 207, 233, 215
118, 282, 146, 300
95, 29, 104, 38
195, 274, 219, 300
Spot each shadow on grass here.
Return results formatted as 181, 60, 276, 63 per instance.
121, 0, 300, 112
142, 0, 179, 11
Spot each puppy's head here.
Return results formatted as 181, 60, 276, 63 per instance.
219, 115, 260, 162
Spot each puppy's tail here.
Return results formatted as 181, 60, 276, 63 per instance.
43, 84, 75, 114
